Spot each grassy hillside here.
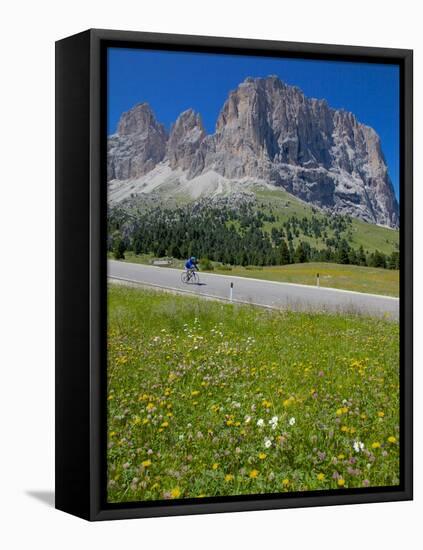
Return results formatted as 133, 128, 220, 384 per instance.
254, 187, 399, 256
107, 286, 399, 503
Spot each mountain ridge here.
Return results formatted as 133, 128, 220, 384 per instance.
107, 76, 399, 228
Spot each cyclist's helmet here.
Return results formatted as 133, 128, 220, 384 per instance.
190, 256, 196, 262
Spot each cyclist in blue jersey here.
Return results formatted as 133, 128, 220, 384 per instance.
181, 256, 200, 284
184, 256, 199, 281
185, 256, 198, 271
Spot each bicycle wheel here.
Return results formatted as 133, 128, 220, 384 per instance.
190, 272, 200, 285
181, 271, 189, 284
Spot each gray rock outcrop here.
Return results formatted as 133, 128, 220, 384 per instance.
167, 109, 206, 172
107, 103, 167, 181
108, 77, 399, 227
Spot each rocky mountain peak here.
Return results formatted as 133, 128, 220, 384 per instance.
167, 109, 206, 171
117, 102, 165, 137
108, 103, 167, 180
107, 78, 399, 228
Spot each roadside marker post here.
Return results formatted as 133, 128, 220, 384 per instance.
316, 273, 320, 287
230, 282, 233, 302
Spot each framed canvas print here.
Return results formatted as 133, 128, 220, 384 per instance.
55, 29, 413, 521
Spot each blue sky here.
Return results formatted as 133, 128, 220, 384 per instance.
108, 48, 400, 199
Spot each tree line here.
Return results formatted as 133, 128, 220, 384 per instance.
108, 200, 399, 270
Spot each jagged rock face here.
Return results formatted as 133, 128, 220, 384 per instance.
107, 103, 167, 180
167, 109, 206, 171
197, 76, 398, 227
195, 77, 336, 181
108, 77, 399, 228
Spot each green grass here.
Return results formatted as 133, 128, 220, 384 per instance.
254, 187, 399, 256
222, 262, 399, 297
107, 285, 400, 503
350, 219, 398, 255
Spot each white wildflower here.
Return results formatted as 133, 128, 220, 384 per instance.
264, 438, 272, 449
257, 418, 264, 427
353, 440, 364, 453
269, 416, 279, 430
289, 417, 296, 426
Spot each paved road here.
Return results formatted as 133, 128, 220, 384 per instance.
108, 260, 399, 320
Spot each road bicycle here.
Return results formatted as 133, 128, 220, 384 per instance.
181, 269, 200, 284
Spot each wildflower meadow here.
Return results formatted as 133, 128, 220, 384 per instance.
107, 285, 399, 503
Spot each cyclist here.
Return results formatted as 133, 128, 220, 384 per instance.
184, 256, 199, 280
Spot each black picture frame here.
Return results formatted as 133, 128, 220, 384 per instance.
55, 28, 413, 521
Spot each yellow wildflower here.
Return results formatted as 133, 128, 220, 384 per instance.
282, 478, 289, 486
258, 452, 267, 460
371, 442, 381, 449
337, 478, 345, 487
317, 473, 325, 481
249, 469, 259, 478
141, 459, 151, 468
388, 436, 397, 444
161, 421, 169, 428
224, 474, 234, 482
377, 411, 385, 417
212, 463, 219, 470
171, 487, 181, 498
